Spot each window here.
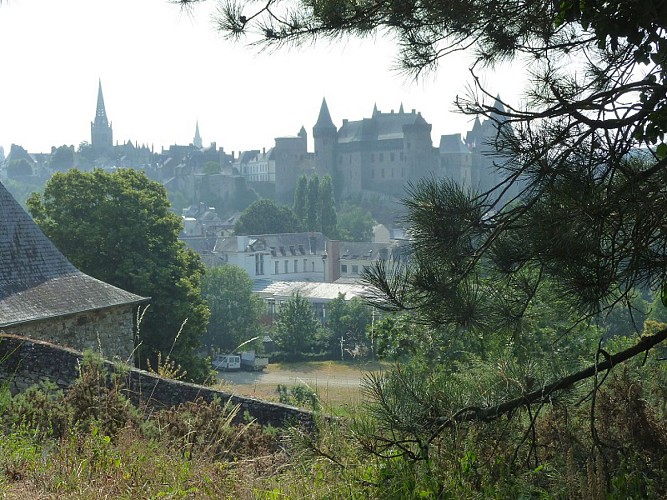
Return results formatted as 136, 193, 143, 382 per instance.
275, 261, 279, 274
304, 259, 308, 271
312, 262, 315, 272
371, 169, 375, 179
390, 152, 395, 161
284, 260, 288, 273
255, 254, 264, 275
379, 153, 384, 162
370, 153, 375, 162
294, 260, 298, 272
341, 264, 348, 273
352, 265, 359, 274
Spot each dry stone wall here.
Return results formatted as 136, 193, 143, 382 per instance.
0, 334, 312, 428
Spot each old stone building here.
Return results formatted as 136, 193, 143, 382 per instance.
0, 180, 148, 361
314, 99, 440, 197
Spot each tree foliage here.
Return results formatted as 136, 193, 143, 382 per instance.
292, 174, 308, 223
27, 169, 210, 382
201, 265, 264, 352
324, 293, 372, 357
337, 205, 374, 242
234, 198, 301, 235
319, 174, 338, 238
305, 175, 320, 232
272, 293, 321, 355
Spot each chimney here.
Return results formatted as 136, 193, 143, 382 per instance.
324, 239, 341, 283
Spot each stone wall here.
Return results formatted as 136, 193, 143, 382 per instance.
0, 334, 312, 428
4, 305, 134, 362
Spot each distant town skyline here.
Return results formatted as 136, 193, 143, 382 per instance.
0, 0, 528, 156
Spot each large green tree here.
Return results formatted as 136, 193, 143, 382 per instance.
305, 175, 320, 232
324, 293, 372, 358
234, 198, 301, 235
319, 174, 338, 238
201, 265, 264, 352
292, 175, 308, 224
272, 293, 322, 356
28, 169, 210, 382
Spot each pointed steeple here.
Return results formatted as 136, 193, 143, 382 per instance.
372, 103, 379, 117
91, 79, 113, 153
95, 79, 109, 127
314, 98, 336, 130
193, 121, 202, 148
399, 103, 404, 114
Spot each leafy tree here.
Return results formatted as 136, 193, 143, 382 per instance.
324, 293, 372, 358
201, 265, 264, 352
50, 145, 75, 172
234, 198, 301, 235
305, 175, 320, 231
202, 161, 221, 175
319, 174, 338, 238
272, 293, 321, 356
337, 205, 374, 242
27, 169, 210, 382
292, 174, 308, 223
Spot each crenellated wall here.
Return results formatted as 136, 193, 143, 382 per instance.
0, 334, 313, 429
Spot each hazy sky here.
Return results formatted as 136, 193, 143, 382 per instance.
0, 0, 527, 156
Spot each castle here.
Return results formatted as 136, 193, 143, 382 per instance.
1, 82, 516, 210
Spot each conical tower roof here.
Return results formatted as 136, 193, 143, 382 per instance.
314, 98, 336, 130
0, 181, 147, 327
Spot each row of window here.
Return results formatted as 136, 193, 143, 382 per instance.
340, 264, 370, 274
371, 167, 404, 180
255, 255, 317, 276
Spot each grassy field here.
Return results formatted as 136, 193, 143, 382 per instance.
213, 360, 389, 411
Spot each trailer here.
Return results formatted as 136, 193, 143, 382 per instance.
240, 351, 269, 371
211, 354, 241, 371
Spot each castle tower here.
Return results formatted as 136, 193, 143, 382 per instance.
312, 98, 337, 176
91, 80, 113, 155
193, 121, 202, 149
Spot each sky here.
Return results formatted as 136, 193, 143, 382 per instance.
0, 0, 528, 156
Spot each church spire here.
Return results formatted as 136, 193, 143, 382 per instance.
193, 121, 202, 148
91, 79, 113, 153
95, 79, 109, 127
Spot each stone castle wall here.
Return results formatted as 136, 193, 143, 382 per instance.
0, 334, 312, 428
3, 305, 134, 362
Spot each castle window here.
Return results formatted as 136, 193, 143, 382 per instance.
294, 260, 298, 272
370, 153, 375, 162
275, 261, 279, 274
400, 151, 405, 160
341, 264, 348, 273
379, 153, 384, 162
390, 152, 395, 161
284, 260, 288, 273
352, 265, 359, 274
304, 258, 308, 270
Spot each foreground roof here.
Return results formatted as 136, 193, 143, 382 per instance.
0, 181, 147, 327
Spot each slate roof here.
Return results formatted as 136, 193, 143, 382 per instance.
339, 241, 409, 261
338, 108, 430, 144
214, 232, 327, 255
0, 181, 148, 328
